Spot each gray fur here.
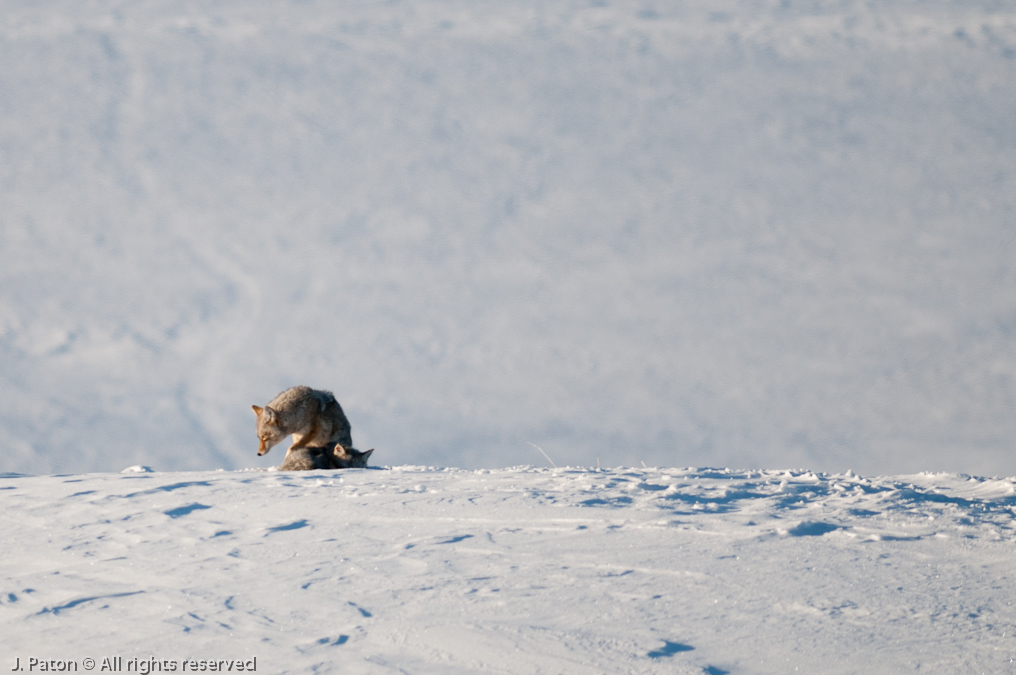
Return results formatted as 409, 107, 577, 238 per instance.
278, 446, 334, 471
278, 444, 375, 471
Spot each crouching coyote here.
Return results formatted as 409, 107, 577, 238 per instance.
278, 444, 375, 471
252, 386, 354, 457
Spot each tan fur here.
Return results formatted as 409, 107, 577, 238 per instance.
252, 386, 353, 457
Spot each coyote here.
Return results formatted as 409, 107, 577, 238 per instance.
278, 444, 375, 471
332, 444, 374, 468
252, 386, 353, 457
277, 446, 333, 471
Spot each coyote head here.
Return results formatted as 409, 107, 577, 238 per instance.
333, 444, 375, 468
252, 405, 286, 456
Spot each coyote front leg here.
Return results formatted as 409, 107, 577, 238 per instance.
288, 419, 320, 451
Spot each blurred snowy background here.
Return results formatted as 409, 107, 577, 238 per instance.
0, 0, 1013, 475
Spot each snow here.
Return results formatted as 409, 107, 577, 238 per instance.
1, 0, 1014, 476
2, 466, 1014, 673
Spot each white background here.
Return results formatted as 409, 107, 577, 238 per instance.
1, 0, 1014, 475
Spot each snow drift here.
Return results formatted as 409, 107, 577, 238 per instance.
1, 465, 1013, 673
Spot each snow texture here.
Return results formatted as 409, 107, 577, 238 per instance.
1, 466, 1015, 673
0, 0, 1014, 476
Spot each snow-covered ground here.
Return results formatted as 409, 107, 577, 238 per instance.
2, 465, 1014, 673
1, 0, 1015, 476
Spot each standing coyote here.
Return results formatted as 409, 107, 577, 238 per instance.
252, 386, 354, 457
278, 444, 375, 471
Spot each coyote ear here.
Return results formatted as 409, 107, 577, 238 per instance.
361, 449, 374, 461
252, 405, 263, 416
